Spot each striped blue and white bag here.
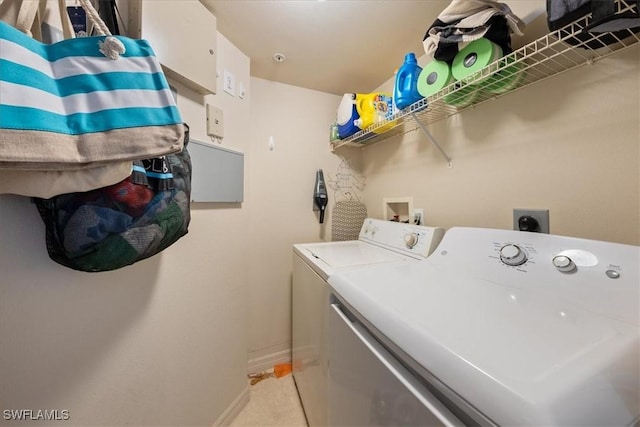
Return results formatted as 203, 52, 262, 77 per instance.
0, 12, 183, 171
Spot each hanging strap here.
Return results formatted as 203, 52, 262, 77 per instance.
77, 0, 125, 59
14, 0, 40, 36
79, 0, 111, 36
97, 0, 119, 35
2, 0, 124, 58
55, 0, 75, 40
2, 0, 73, 40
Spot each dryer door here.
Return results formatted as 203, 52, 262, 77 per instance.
327, 303, 463, 427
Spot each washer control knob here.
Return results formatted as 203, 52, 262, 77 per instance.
553, 255, 576, 273
499, 244, 527, 266
404, 233, 419, 248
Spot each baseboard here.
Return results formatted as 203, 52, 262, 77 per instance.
247, 348, 291, 374
213, 385, 250, 427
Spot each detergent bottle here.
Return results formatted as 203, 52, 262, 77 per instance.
394, 53, 424, 111
353, 93, 378, 130
336, 93, 360, 139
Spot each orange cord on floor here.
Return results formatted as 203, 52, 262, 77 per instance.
248, 363, 293, 385
273, 363, 292, 378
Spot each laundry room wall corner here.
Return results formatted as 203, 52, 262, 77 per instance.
246, 77, 363, 372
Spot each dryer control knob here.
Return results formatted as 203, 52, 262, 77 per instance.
404, 233, 419, 248
552, 255, 576, 273
499, 244, 527, 266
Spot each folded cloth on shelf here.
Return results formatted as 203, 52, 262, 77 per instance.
423, 0, 525, 64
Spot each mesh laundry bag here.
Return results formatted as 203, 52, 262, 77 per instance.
34, 125, 192, 272
331, 201, 367, 241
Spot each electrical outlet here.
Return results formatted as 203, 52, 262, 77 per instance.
413, 208, 424, 225
206, 104, 224, 138
513, 208, 549, 233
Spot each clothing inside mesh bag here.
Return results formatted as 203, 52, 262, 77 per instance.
34, 126, 192, 272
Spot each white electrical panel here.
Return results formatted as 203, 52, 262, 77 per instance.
189, 140, 243, 203
128, 0, 217, 94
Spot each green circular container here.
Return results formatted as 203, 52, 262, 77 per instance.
417, 60, 455, 98
452, 38, 503, 83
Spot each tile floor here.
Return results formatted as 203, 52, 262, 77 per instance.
230, 373, 308, 426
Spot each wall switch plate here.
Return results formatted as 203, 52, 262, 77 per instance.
238, 82, 246, 99
513, 208, 549, 233
206, 104, 224, 138
223, 70, 235, 96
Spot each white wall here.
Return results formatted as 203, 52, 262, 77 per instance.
362, 48, 639, 245
245, 78, 358, 371
0, 32, 250, 427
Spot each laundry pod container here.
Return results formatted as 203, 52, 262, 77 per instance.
336, 93, 361, 139
417, 60, 455, 99
394, 53, 424, 110
371, 94, 396, 133
452, 38, 503, 84
354, 93, 395, 133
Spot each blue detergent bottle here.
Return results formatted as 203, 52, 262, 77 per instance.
394, 53, 424, 111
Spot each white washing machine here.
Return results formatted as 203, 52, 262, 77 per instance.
328, 227, 640, 426
292, 218, 444, 426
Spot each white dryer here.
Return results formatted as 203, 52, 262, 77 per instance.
292, 218, 444, 426
328, 227, 640, 426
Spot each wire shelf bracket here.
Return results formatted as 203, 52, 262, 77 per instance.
410, 112, 452, 168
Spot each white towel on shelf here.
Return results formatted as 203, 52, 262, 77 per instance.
424, 0, 525, 60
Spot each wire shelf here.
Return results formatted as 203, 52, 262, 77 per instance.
331, 0, 640, 153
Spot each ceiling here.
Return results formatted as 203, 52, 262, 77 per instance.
201, 1, 546, 96
201, 0, 451, 95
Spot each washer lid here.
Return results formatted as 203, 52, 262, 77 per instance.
328, 262, 640, 427
293, 240, 411, 280
306, 241, 408, 269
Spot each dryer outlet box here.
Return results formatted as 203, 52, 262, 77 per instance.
383, 197, 413, 223
513, 208, 549, 233
206, 104, 224, 138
